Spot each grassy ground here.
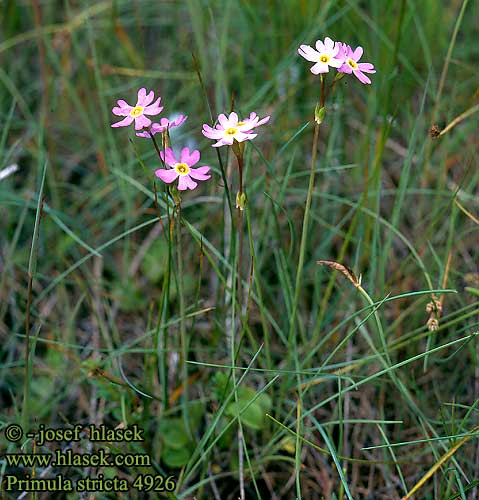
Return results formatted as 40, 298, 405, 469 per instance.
1, 0, 479, 498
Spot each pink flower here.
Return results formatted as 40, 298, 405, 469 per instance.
202, 111, 270, 147
136, 115, 188, 138
111, 88, 163, 130
298, 37, 344, 74
156, 147, 212, 191
338, 45, 376, 84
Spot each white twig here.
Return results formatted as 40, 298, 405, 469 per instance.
0, 164, 18, 181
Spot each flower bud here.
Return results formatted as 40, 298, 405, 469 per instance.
162, 129, 172, 150
232, 139, 245, 160
236, 191, 247, 210
169, 184, 181, 207
315, 104, 326, 124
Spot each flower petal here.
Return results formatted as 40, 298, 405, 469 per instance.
335, 42, 347, 60
177, 175, 197, 191
298, 45, 319, 62
310, 62, 329, 74
202, 124, 224, 139
149, 123, 166, 134
229, 112, 239, 126
217, 113, 229, 129
315, 39, 325, 52
137, 88, 154, 107
185, 176, 199, 190
136, 130, 151, 138
158, 117, 170, 127
339, 63, 353, 74
189, 166, 211, 180
357, 62, 376, 73
324, 37, 335, 50
353, 69, 371, 84
180, 147, 192, 164
235, 131, 257, 142
171, 114, 188, 127
134, 115, 152, 130
155, 169, 179, 184
112, 105, 132, 116
144, 91, 155, 106
136, 88, 147, 106
255, 115, 270, 126
160, 148, 178, 167
183, 148, 200, 166
213, 135, 234, 147
111, 115, 134, 128
328, 57, 343, 68
352, 46, 363, 61
143, 97, 163, 115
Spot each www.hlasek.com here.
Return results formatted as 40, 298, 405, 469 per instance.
4, 448, 151, 468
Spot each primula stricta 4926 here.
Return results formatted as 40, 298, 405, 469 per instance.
111, 88, 163, 130
202, 111, 270, 147
136, 115, 188, 138
156, 147, 211, 191
338, 44, 376, 85
298, 37, 344, 74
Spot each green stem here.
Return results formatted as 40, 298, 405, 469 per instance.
176, 204, 190, 436
22, 273, 33, 432
237, 153, 244, 313
287, 77, 325, 354
282, 77, 325, 417
149, 131, 164, 165
357, 284, 391, 365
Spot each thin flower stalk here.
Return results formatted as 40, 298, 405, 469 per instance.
175, 201, 192, 437
202, 110, 269, 311
287, 76, 326, 354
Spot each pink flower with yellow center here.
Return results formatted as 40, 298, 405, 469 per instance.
136, 115, 188, 138
298, 37, 344, 75
156, 147, 212, 191
338, 44, 376, 84
111, 88, 163, 130
202, 111, 270, 147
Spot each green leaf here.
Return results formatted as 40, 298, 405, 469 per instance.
113, 282, 144, 312
159, 418, 190, 450
140, 238, 170, 283
162, 446, 192, 468
222, 386, 272, 430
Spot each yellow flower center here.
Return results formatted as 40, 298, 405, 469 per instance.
130, 106, 144, 117
225, 127, 237, 135
175, 163, 190, 176
320, 55, 330, 63
237, 121, 246, 126
347, 59, 358, 69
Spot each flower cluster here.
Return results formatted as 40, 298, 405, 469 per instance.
111, 88, 207, 191
111, 87, 271, 193
298, 36, 376, 84
111, 38, 375, 191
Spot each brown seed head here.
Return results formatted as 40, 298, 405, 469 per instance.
427, 317, 439, 331
429, 124, 441, 138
